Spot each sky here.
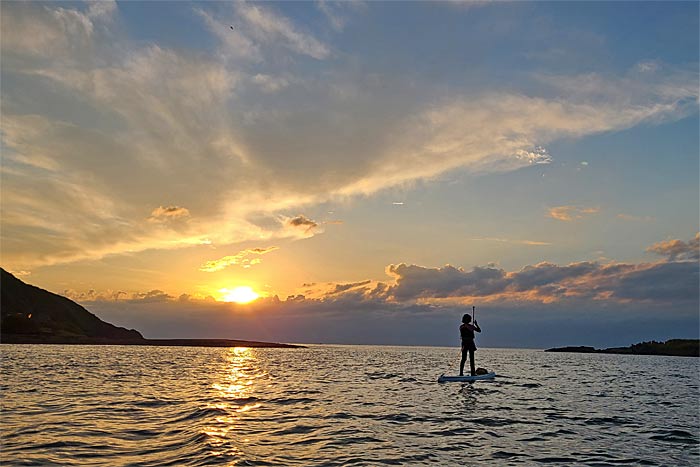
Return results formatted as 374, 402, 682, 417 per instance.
1, 1, 698, 348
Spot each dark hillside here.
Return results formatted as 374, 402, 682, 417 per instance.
1, 269, 143, 340
546, 339, 699, 357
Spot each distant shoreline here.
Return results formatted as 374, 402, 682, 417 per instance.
545, 339, 699, 357
0, 335, 304, 349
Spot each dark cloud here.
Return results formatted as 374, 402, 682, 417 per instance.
148, 206, 190, 222
327, 280, 372, 295
509, 261, 598, 291
287, 215, 318, 230
284, 215, 320, 238
386, 263, 508, 301
609, 262, 699, 302
385, 250, 697, 305
86, 293, 699, 348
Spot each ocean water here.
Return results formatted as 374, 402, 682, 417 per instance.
1, 344, 698, 466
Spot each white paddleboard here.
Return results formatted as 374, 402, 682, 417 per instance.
438, 372, 496, 383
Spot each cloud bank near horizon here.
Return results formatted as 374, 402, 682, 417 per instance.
2, 1, 698, 270
59, 234, 699, 347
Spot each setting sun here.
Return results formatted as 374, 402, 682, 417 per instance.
220, 286, 259, 304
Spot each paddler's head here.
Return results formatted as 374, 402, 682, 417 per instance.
462, 314, 472, 324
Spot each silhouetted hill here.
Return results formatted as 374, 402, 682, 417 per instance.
1, 269, 143, 340
0, 269, 303, 348
546, 339, 699, 357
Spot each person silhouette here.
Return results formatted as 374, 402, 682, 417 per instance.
459, 313, 481, 376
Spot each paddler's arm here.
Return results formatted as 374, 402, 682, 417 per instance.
473, 321, 481, 333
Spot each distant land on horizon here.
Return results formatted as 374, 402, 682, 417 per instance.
545, 339, 699, 357
0, 269, 302, 349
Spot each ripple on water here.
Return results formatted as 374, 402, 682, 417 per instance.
1, 345, 698, 467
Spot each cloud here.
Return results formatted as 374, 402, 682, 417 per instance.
1, 1, 697, 271
8, 270, 32, 277
148, 206, 191, 222
317, 0, 346, 31
547, 206, 600, 222
514, 146, 552, 165
64, 288, 126, 302
1, 2, 102, 58
326, 280, 373, 295
380, 236, 700, 304
200, 246, 279, 272
283, 215, 320, 238
65, 288, 172, 303
236, 2, 330, 59
68, 235, 698, 346
469, 237, 552, 246
646, 233, 700, 261
250, 73, 291, 93
609, 261, 699, 301
85, 289, 698, 347
636, 60, 661, 74
128, 290, 173, 303
381, 260, 697, 305
316, 0, 366, 32
195, 7, 260, 62
386, 264, 509, 301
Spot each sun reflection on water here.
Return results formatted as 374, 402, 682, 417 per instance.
202, 346, 265, 458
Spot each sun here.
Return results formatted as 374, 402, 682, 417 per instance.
220, 286, 259, 304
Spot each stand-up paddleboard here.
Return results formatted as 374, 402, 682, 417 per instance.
438, 372, 496, 383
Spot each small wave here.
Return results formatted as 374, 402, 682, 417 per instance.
322, 435, 384, 447
649, 429, 698, 444
535, 456, 578, 463
365, 372, 399, 380
492, 450, 528, 459
228, 396, 259, 405
272, 424, 318, 435
325, 411, 354, 420
269, 397, 315, 405
133, 398, 174, 408
585, 416, 632, 426
171, 406, 227, 423
375, 412, 412, 423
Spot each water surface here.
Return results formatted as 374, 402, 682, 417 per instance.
2, 345, 698, 466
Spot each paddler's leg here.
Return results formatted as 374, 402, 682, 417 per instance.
459, 346, 467, 376
469, 349, 476, 376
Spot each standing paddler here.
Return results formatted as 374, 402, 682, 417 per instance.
459, 306, 482, 376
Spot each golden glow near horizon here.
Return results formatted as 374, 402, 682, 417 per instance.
219, 286, 260, 304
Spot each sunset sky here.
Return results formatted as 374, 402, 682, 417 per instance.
2, 1, 698, 347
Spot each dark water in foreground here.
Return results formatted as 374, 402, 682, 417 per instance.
2, 344, 699, 466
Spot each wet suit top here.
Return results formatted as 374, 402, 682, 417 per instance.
460, 322, 481, 352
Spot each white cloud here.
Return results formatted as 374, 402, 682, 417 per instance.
636, 60, 660, 73
236, 2, 330, 59
195, 7, 261, 62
